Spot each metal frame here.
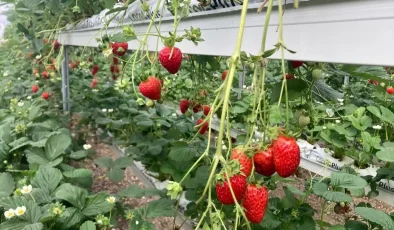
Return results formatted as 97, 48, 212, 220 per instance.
61, 45, 70, 112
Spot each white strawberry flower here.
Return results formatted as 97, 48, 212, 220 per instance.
102, 109, 107, 113
337, 98, 344, 103
373, 125, 382, 130
108, 109, 114, 113
83, 144, 92, 150
4, 209, 15, 219
15, 206, 26, 216
335, 120, 341, 124
21, 185, 32, 194
17, 102, 24, 107
106, 196, 116, 204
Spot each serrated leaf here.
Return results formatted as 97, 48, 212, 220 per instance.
168, 142, 197, 162
146, 199, 175, 218
313, 182, 328, 196
55, 184, 87, 209
94, 157, 113, 169
322, 191, 352, 202
355, 207, 394, 229
32, 166, 62, 195
45, 133, 71, 160
22, 223, 44, 230
113, 156, 134, 169
63, 169, 93, 178
118, 185, 164, 198
106, 168, 124, 182
80, 221, 96, 230
69, 150, 87, 160
82, 193, 111, 216
330, 173, 368, 189
0, 219, 30, 230
0, 173, 15, 198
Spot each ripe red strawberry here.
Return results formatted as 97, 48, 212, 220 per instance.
242, 184, 268, 223
231, 147, 253, 177
179, 99, 190, 114
272, 135, 300, 177
216, 174, 247, 205
69, 62, 77, 69
192, 103, 201, 113
290, 60, 303, 69
254, 147, 275, 176
112, 42, 128, 56
387, 86, 394, 94
110, 65, 119, 74
222, 70, 228, 80
42, 92, 50, 100
282, 73, 295, 80
42, 71, 49, 79
196, 119, 208, 134
368, 79, 379, 85
52, 40, 60, 50
158, 46, 182, 74
90, 78, 98, 88
32, 85, 39, 93
202, 105, 210, 116
138, 77, 161, 100
91, 65, 99, 76
113, 57, 119, 65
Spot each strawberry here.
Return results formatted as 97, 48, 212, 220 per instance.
179, 99, 190, 114
88, 57, 93, 62
196, 119, 208, 134
216, 174, 247, 205
110, 65, 119, 74
42, 92, 50, 100
368, 79, 379, 85
222, 70, 228, 80
112, 75, 118, 80
113, 57, 119, 65
42, 71, 49, 79
52, 40, 60, 50
138, 77, 161, 100
69, 62, 77, 69
254, 147, 275, 176
158, 46, 182, 74
242, 184, 268, 223
90, 78, 98, 88
32, 85, 39, 93
290, 60, 303, 69
112, 42, 128, 56
272, 135, 300, 178
231, 147, 253, 177
192, 103, 201, 113
282, 73, 295, 80
202, 105, 210, 116
91, 65, 99, 76
387, 86, 394, 94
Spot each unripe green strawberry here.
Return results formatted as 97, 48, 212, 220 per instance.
293, 110, 303, 121
231, 147, 253, 177
146, 99, 154, 107
312, 69, 323, 79
272, 135, 300, 178
242, 184, 268, 223
298, 115, 311, 127
216, 174, 247, 205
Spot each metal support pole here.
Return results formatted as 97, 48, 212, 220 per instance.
344, 75, 350, 85
61, 46, 70, 113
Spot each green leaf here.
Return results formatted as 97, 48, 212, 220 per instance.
286, 184, 305, 196
168, 142, 197, 162
104, 0, 116, 8
26, 147, 63, 167
113, 156, 134, 169
106, 168, 124, 182
32, 166, 62, 195
80, 221, 96, 230
118, 185, 165, 198
45, 133, 71, 161
69, 150, 87, 160
82, 193, 111, 216
376, 143, 394, 162
31, 188, 53, 204
63, 169, 93, 178
313, 182, 328, 196
0, 173, 15, 198
58, 207, 84, 229
271, 79, 308, 103
0, 196, 43, 223
380, 106, 394, 126
10, 137, 30, 152
330, 173, 368, 189
344, 220, 368, 230
233, 105, 247, 114
262, 47, 277, 58
0, 219, 30, 230
21, 223, 44, 230
146, 199, 176, 218
355, 207, 394, 229
55, 184, 87, 209
94, 157, 113, 169
322, 191, 352, 202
